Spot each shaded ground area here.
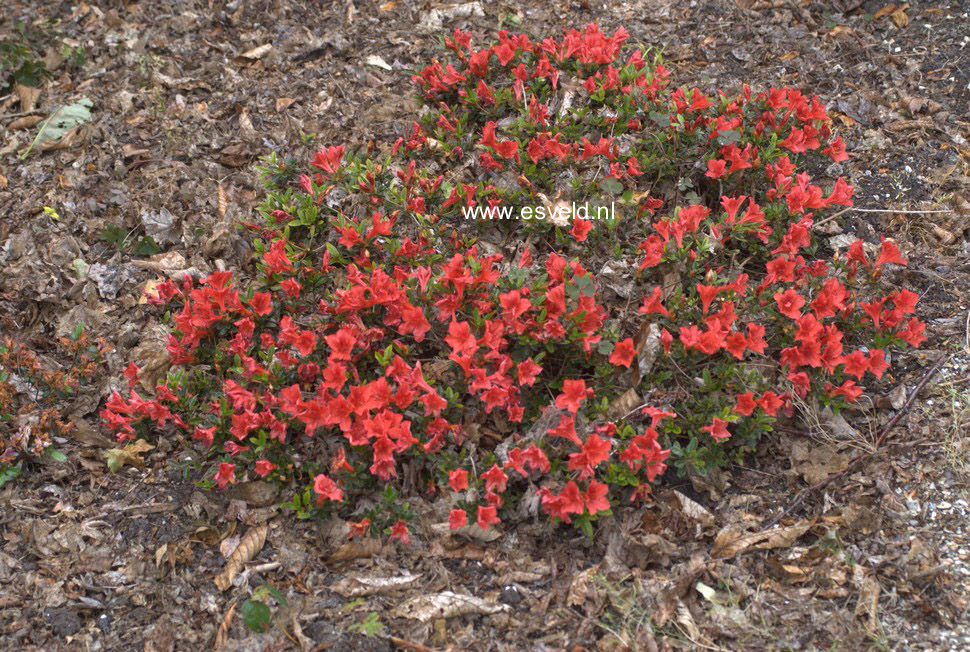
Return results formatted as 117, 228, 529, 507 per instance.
1, 0, 969, 649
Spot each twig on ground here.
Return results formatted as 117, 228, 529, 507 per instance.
762, 353, 949, 530
812, 206, 954, 230
387, 636, 437, 652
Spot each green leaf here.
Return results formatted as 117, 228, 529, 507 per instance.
716, 130, 740, 146
241, 599, 272, 633
20, 97, 94, 160
600, 177, 624, 194
131, 235, 161, 256
48, 450, 67, 462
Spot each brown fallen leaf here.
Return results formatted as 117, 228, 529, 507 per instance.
14, 83, 40, 113
214, 522, 268, 591
890, 5, 909, 28
102, 439, 154, 472
214, 600, 237, 650
328, 537, 382, 562
392, 591, 509, 623
7, 115, 44, 130
331, 572, 421, 598
275, 97, 296, 112
567, 565, 600, 607
854, 571, 881, 632
711, 521, 812, 559
873, 4, 897, 19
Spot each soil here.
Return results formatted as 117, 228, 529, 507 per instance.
1, 1, 969, 650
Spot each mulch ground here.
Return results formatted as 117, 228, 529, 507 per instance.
1, 1, 969, 650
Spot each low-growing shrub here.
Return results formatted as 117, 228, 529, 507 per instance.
102, 24, 925, 540
1, 327, 106, 485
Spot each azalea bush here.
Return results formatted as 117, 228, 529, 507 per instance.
102, 24, 925, 541
1, 328, 106, 485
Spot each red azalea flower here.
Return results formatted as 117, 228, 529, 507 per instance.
548, 414, 581, 446
347, 519, 371, 539
706, 158, 728, 179
389, 520, 411, 545
556, 379, 593, 413
571, 216, 593, 242
898, 317, 926, 348
481, 464, 508, 493
638, 286, 669, 317
867, 350, 890, 379
735, 392, 757, 416
215, 463, 237, 489
124, 362, 139, 389
313, 473, 344, 504
449, 469, 469, 492
702, 417, 731, 442
774, 288, 806, 319
609, 338, 636, 367
875, 238, 906, 267
281, 278, 302, 298
477, 505, 501, 530
254, 460, 277, 477
568, 434, 612, 480
450, 509, 468, 531
758, 391, 784, 416
583, 480, 611, 515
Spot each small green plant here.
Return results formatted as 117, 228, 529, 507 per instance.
355, 612, 384, 637
100, 224, 162, 256
241, 584, 288, 633
0, 21, 49, 90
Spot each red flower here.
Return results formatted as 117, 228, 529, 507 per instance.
568, 434, 612, 480
774, 288, 806, 319
124, 362, 139, 390
842, 350, 869, 379
735, 393, 757, 416
281, 278, 302, 298
313, 473, 344, 504
310, 145, 345, 176
347, 519, 371, 539
638, 286, 669, 317
494, 140, 519, 161
556, 379, 593, 413
702, 417, 731, 442
725, 332, 748, 360
193, 425, 216, 448
215, 463, 237, 489
706, 159, 728, 179
517, 358, 542, 386
450, 509, 468, 531
481, 464, 509, 493
696, 283, 723, 314
875, 238, 906, 267
828, 380, 863, 403
898, 317, 926, 348
583, 480, 611, 515
263, 239, 294, 275
867, 350, 890, 379
571, 217, 593, 242
609, 338, 636, 368
449, 469, 469, 492
477, 505, 501, 530
758, 392, 784, 416
253, 460, 277, 477
548, 414, 581, 446
889, 290, 916, 316
389, 520, 411, 545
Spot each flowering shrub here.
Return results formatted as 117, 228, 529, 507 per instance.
1, 328, 106, 485
102, 24, 925, 540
